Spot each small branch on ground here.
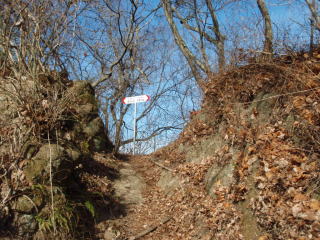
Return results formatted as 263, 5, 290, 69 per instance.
147, 158, 174, 172
127, 216, 172, 240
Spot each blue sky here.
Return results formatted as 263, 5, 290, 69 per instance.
117, 0, 317, 153
70, 0, 317, 153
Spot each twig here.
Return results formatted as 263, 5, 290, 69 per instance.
47, 131, 56, 234
148, 158, 186, 194
98, 178, 110, 187
0, 182, 11, 206
128, 216, 172, 240
233, 86, 320, 105
22, 194, 39, 213
147, 158, 174, 172
0, 168, 7, 179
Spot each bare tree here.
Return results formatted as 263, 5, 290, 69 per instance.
161, 0, 226, 81
162, 0, 206, 84
0, 0, 80, 77
204, 0, 226, 69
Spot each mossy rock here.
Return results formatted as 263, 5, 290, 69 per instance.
66, 81, 98, 119
157, 171, 180, 196
78, 92, 97, 106
65, 147, 81, 162
89, 136, 108, 152
205, 159, 236, 198
69, 81, 94, 96
80, 141, 90, 154
24, 144, 73, 184
255, 92, 276, 114
75, 103, 98, 118
83, 117, 105, 137
69, 81, 97, 106
34, 188, 74, 238
12, 190, 43, 214
13, 213, 38, 238
236, 160, 262, 240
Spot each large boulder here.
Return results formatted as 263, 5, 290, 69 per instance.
63, 81, 113, 153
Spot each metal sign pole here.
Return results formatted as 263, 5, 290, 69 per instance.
133, 102, 137, 155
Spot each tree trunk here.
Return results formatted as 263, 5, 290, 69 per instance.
257, 0, 273, 55
305, 0, 320, 31
204, 0, 225, 70
216, 41, 225, 71
114, 120, 122, 152
162, 0, 205, 85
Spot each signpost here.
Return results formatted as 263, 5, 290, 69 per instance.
122, 95, 150, 155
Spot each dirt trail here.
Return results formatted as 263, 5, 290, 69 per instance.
95, 150, 218, 240
96, 155, 173, 240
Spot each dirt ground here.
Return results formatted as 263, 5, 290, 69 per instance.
95, 155, 175, 240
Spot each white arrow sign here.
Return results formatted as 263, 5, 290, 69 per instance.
122, 95, 150, 104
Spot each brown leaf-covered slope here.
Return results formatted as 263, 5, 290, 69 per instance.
105, 53, 320, 240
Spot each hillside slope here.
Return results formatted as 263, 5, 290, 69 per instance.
104, 54, 320, 240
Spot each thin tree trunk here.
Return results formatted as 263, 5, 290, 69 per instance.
216, 41, 225, 70
306, 0, 320, 31
257, 0, 273, 55
162, 0, 205, 85
205, 0, 225, 70
310, 18, 315, 54
114, 120, 122, 152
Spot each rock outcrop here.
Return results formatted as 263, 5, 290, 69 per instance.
0, 72, 114, 239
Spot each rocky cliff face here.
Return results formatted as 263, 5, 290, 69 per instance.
0, 72, 115, 239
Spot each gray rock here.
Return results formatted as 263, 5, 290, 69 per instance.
113, 163, 146, 205
13, 213, 38, 238
65, 147, 81, 162
84, 117, 104, 137
23, 144, 73, 184
157, 171, 180, 196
